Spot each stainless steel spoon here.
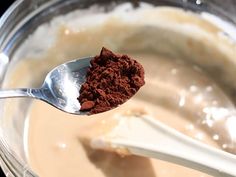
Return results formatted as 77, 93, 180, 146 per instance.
0, 57, 92, 115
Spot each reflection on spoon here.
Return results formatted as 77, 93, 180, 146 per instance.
0, 57, 91, 115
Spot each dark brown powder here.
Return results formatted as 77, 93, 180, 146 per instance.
78, 47, 145, 114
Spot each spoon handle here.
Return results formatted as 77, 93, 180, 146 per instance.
0, 88, 42, 99
100, 116, 236, 177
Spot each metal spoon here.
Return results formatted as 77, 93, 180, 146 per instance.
90, 115, 236, 177
0, 57, 92, 115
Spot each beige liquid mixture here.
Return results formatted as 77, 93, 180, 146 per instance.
5, 4, 236, 177
26, 51, 220, 177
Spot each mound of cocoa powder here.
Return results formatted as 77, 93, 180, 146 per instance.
78, 47, 145, 114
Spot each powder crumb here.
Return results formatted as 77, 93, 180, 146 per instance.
78, 47, 145, 114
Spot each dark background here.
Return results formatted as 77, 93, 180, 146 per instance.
0, 0, 15, 175
0, 1, 15, 16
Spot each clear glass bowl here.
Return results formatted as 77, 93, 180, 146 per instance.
1, 0, 236, 176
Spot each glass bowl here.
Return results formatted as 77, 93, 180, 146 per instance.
1, 0, 236, 177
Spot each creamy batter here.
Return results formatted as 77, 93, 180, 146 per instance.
4, 3, 236, 177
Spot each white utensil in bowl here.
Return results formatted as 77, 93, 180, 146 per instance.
91, 115, 236, 177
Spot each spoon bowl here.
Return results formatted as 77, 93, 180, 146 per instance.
0, 57, 92, 115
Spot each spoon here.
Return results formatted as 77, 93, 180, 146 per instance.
90, 114, 236, 177
0, 57, 92, 115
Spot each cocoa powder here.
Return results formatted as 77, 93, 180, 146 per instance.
78, 47, 145, 114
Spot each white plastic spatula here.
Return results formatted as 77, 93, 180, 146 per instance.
91, 115, 236, 177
